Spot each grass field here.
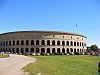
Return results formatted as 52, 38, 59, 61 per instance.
0, 54, 9, 58
24, 55, 100, 75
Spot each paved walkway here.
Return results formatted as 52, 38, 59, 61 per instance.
0, 54, 36, 75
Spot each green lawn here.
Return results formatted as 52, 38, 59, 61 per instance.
24, 55, 100, 75
0, 54, 9, 58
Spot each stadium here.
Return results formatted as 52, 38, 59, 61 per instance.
0, 31, 87, 55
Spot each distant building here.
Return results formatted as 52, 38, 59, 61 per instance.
0, 31, 87, 55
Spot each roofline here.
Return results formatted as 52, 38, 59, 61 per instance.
0, 30, 87, 38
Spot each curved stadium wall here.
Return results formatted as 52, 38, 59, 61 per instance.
0, 31, 87, 55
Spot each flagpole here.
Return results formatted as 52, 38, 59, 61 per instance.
76, 24, 78, 33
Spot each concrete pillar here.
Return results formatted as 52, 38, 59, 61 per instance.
45, 49, 47, 54
39, 49, 41, 54
29, 48, 30, 54
19, 48, 21, 54
65, 49, 67, 53
60, 48, 62, 53
34, 48, 36, 53
69, 48, 71, 52
23, 48, 25, 54
55, 49, 57, 53
50, 49, 52, 53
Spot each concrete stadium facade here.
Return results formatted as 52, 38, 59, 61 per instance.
0, 31, 87, 55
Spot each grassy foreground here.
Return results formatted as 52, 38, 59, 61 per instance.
0, 54, 9, 58
24, 55, 100, 75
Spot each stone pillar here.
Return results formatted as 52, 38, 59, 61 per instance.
23, 48, 25, 54
79, 49, 80, 53
39, 49, 41, 54
50, 48, 52, 53
29, 48, 30, 54
18, 48, 20, 54
65, 49, 67, 53
45, 49, 47, 54
55, 49, 57, 53
60, 48, 62, 53
34, 49, 36, 53
69, 48, 71, 52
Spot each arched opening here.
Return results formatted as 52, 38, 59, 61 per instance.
3, 41, 5, 46
13, 41, 15, 45
52, 40, 55, 45
31, 40, 34, 45
47, 48, 50, 53
77, 49, 79, 53
9, 41, 11, 45
17, 40, 19, 45
80, 42, 81, 46
26, 40, 29, 45
57, 40, 60, 45
74, 48, 76, 52
21, 48, 24, 54
62, 41, 65, 45
41, 40, 45, 45
82, 42, 83, 46
52, 48, 55, 54
47, 40, 50, 45
16, 48, 19, 54
30, 48, 34, 53
62, 48, 65, 54
71, 36, 72, 39
77, 42, 79, 46
25, 48, 29, 53
70, 41, 73, 46
41, 48, 45, 55
21, 40, 24, 45
57, 48, 60, 54
67, 48, 69, 53
36, 48, 39, 53
80, 49, 82, 53
70, 48, 73, 52
36, 40, 39, 45
12, 48, 15, 53
66, 41, 69, 46
9, 48, 11, 53
74, 42, 76, 46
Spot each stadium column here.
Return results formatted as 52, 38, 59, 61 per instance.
45, 49, 47, 54
29, 48, 30, 54
79, 49, 80, 53
19, 49, 21, 54
50, 48, 52, 53
34, 49, 36, 53
65, 49, 67, 54
55, 49, 57, 53
24, 48, 25, 54
39, 48, 41, 54
60, 48, 62, 53
69, 49, 71, 53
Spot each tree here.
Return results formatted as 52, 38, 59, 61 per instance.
90, 45, 98, 52
87, 46, 91, 52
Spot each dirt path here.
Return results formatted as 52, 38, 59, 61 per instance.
0, 54, 36, 75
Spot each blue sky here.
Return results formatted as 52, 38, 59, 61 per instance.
0, 0, 100, 47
